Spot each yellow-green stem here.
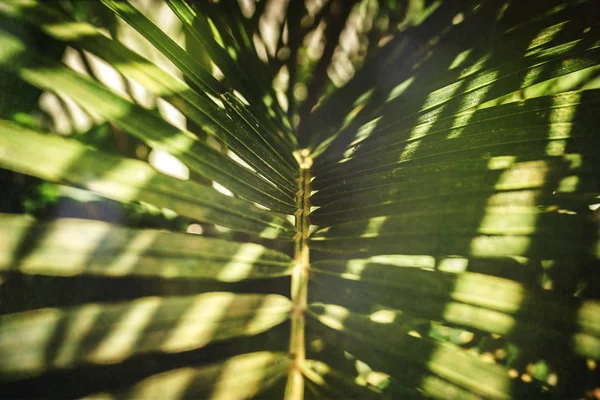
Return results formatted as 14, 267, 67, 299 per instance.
285, 151, 312, 400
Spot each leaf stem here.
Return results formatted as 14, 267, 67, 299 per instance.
285, 150, 313, 400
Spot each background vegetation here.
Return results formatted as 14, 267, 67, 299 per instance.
1, 0, 600, 398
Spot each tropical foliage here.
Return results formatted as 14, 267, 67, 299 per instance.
1, 0, 600, 398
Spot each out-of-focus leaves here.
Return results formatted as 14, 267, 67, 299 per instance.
0, 120, 294, 237
0, 214, 293, 280
0, 293, 291, 381
83, 351, 290, 400
0, 30, 296, 213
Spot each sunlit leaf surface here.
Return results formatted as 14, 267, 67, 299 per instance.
1, 0, 599, 398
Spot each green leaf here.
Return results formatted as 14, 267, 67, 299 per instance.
0, 119, 294, 237
0, 293, 291, 381
0, 0, 300, 188
313, 88, 600, 191
308, 302, 527, 400
84, 351, 289, 400
165, 0, 292, 136
0, 214, 293, 280
0, 29, 296, 213
309, 263, 600, 359
99, 0, 296, 148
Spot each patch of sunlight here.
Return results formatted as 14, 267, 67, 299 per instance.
546, 140, 567, 156
0, 308, 61, 376
310, 338, 325, 353
494, 161, 549, 190
207, 92, 225, 109
447, 72, 500, 139
361, 216, 388, 238
387, 76, 416, 102
227, 46, 238, 61
420, 75, 465, 112
481, 66, 600, 109
258, 225, 281, 240
161, 293, 234, 352
400, 76, 464, 160
39, 92, 74, 135
253, 34, 269, 63
558, 175, 579, 193
244, 296, 292, 334
90, 297, 161, 364
211, 353, 276, 399
87, 162, 154, 202
44, 21, 100, 40
589, 203, 600, 211
354, 88, 375, 107
458, 55, 491, 82
294, 83, 308, 101
449, 49, 472, 70
369, 254, 436, 269
479, 210, 537, 235
438, 257, 469, 273
83, 51, 131, 100
104, 230, 158, 276
233, 90, 249, 105
443, 303, 515, 335
187, 223, 203, 235
398, 141, 421, 161
62, 46, 90, 76
212, 181, 234, 197
319, 305, 350, 331
157, 99, 186, 130
544, 93, 580, 157
369, 309, 396, 324
217, 243, 264, 281
148, 149, 190, 180
407, 330, 422, 338
463, 69, 499, 98
285, 214, 296, 225
472, 160, 547, 257
427, 346, 512, 397
526, 21, 568, 52
355, 358, 373, 377
364, 371, 390, 388
130, 368, 197, 400
53, 304, 102, 367
259, 0, 287, 57
20, 220, 111, 275
214, 225, 232, 233
488, 156, 516, 170
276, 90, 288, 112
351, 116, 382, 145
118, 62, 171, 103
564, 153, 582, 169
470, 236, 533, 257
339, 259, 369, 281
328, 59, 356, 88
451, 13, 464, 25
253, 202, 270, 211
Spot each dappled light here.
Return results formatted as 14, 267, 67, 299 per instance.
1, 0, 600, 398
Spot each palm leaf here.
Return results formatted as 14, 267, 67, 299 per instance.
1, 0, 600, 398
